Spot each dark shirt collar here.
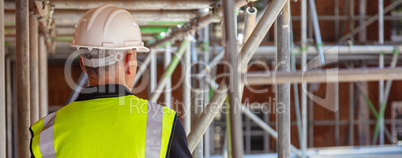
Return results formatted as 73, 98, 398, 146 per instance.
75, 84, 132, 101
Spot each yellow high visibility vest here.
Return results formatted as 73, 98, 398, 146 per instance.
30, 94, 176, 158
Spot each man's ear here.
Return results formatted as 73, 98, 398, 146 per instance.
125, 52, 133, 75
79, 57, 87, 73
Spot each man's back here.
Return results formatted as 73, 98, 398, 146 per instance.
30, 85, 191, 158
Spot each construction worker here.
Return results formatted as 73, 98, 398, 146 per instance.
30, 4, 192, 158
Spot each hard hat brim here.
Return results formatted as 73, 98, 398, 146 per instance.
71, 44, 150, 52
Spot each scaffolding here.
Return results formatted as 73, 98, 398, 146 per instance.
2, 0, 402, 158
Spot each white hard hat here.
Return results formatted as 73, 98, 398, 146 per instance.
71, 4, 149, 52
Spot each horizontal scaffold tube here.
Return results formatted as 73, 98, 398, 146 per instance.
244, 67, 402, 85
254, 45, 401, 55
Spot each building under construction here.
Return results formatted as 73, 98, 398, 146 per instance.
1, 0, 402, 157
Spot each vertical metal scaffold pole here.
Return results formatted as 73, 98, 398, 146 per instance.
276, 1, 291, 157
202, 25, 211, 158
358, 0, 367, 42
0, 0, 6, 156
334, 0, 339, 40
6, 58, 12, 158
190, 36, 203, 158
378, 0, 385, 146
349, 67, 355, 146
149, 49, 157, 96
349, 0, 355, 42
290, 16, 303, 150
379, 0, 384, 45
378, 53, 384, 145
16, 0, 31, 156
29, 12, 39, 124
183, 39, 191, 135
12, 61, 18, 156
301, 0, 308, 157
308, 87, 314, 147
222, 0, 243, 157
164, 42, 172, 108
39, 35, 48, 117
335, 83, 340, 146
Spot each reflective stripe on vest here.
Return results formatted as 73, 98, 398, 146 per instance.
31, 112, 57, 158
145, 102, 163, 157
30, 95, 176, 158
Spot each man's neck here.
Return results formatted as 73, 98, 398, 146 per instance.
88, 79, 129, 90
